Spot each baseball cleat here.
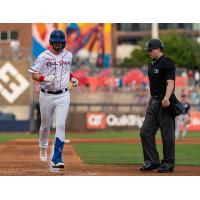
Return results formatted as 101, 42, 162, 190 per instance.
52, 137, 65, 168
140, 163, 160, 171
40, 148, 47, 162
52, 162, 65, 168
157, 165, 174, 173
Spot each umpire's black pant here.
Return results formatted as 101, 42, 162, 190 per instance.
140, 97, 175, 168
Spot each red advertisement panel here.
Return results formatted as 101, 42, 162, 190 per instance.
188, 112, 200, 131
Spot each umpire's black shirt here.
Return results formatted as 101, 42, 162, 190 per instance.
148, 55, 176, 97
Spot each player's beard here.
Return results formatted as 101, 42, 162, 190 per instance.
52, 43, 63, 52
53, 46, 62, 52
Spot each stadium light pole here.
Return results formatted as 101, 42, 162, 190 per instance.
151, 23, 159, 39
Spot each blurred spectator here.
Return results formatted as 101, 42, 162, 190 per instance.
138, 81, 149, 104
194, 70, 200, 87
188, 69, 193, 79
10, 39, 20, 59
180, 87, 189, 97
116, 77, 123, 88
141, 81, 148, 91
190, 89, 200, 105
181, 70, 187, 77
0, 111, 16, 120
141, 64, 148, 75
187, 69, 194, 86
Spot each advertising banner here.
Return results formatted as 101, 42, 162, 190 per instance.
187, 111, 200, 131
86, 111, 200, 131
86, 112, 106, 129
86, 112, 145, 130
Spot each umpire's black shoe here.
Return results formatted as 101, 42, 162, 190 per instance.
140, 163, 160, 171
157, 165, 174, 173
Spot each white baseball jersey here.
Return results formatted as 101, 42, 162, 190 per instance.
28, 49, 73, 91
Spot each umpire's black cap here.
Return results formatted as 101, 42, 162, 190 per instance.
144, 39, 164, 51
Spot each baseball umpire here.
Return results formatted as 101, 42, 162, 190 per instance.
28, 29, 78, 168
140, 39, 178, 173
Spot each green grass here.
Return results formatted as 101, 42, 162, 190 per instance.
183, 131, 200, 138
0, 134, 37, 144
175, 145, 200, 165
68, 131, 140, 139
0, 131, 140, 144
1, 131, 200, 166
68, 131, 200, 139
0, 133, 55, 144
73, 143, 200, 166
1, 130, 199, 144
73, 143, 143, 164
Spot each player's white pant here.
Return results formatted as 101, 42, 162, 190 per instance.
175, 114, 189, 140
39, 91, 70, 149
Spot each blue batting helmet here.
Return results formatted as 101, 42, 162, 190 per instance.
49, 29, 66, 49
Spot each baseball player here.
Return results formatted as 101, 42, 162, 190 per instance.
28, 29, 78, 168
175, 94, 191, 140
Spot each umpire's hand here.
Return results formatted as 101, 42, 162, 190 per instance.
162, 97, 170, 107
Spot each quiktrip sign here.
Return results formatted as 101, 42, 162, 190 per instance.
86, 112, 145, 130
86, 111, 200, 131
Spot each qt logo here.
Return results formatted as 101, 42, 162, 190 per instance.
86, 112, 106, 129
0, 62, 30, 103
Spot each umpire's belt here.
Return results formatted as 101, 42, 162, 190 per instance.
41, 88, 68, 95
151, 95, 163, 100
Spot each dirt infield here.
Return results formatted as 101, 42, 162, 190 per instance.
0, 138, 200, 176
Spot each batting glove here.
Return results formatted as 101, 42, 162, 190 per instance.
71, 77, 79, 87
44, 75, 55, 82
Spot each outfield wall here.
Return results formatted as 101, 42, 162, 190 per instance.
64, 111, 200, 132
65, 112, 144, 132
1, 110, 200, 133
